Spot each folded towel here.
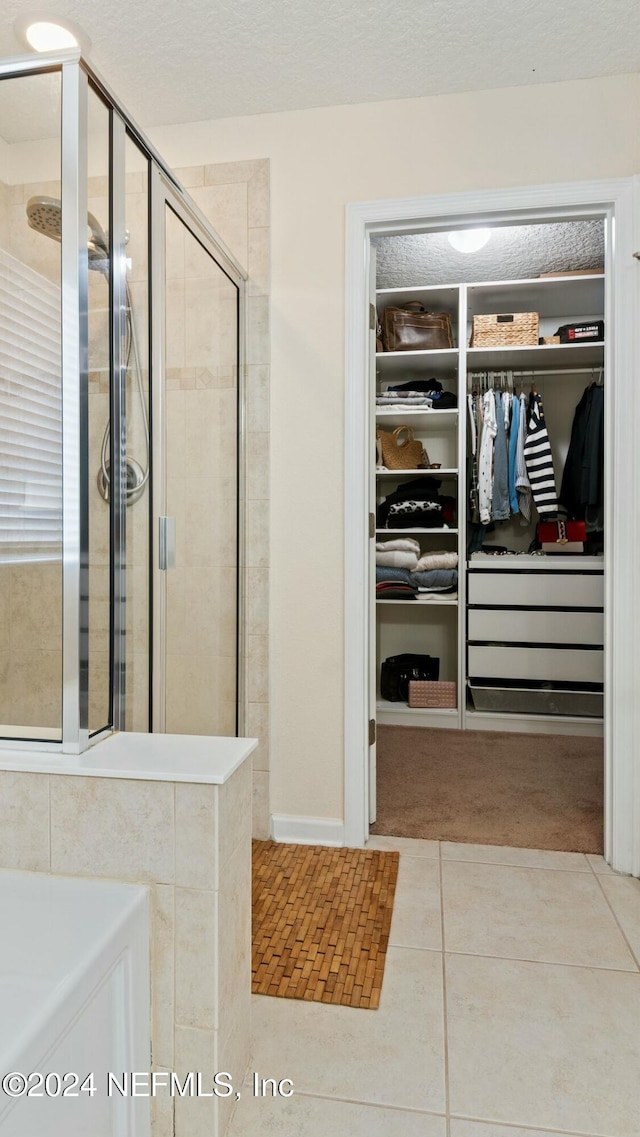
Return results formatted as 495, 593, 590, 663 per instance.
415, 550, 458, 571
376, 566, 415, 585
376, 583, 417, 599
410, 569, 458, 591
376, 538, 421, 554
376, 550, 419, 569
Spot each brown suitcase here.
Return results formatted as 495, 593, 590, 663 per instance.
381, 303, 454, 352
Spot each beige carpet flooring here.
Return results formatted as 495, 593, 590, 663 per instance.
371, 726, 604, 853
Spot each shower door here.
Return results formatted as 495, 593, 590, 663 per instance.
151, 170, 244, 736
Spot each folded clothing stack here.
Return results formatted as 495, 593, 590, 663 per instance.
376, 378, 458, 410
376, 536, 419, 570
377, 477, 456, 530
376, 565, 458, 595
376, 539, 418, 596
416, 549, 458, 571
376, 578, 418, 600
376, 540, 458, 596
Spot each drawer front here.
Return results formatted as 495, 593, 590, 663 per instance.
468, 571, 603, 609
468, 644, 604, 684
468, 608, 604, 646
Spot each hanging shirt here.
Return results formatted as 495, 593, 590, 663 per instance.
559, 384, 604, 518
492, 391, 510, 522
478, 389, 497, 525
515, 392, 532, 521
508, 393, 520, 514
523, 392, 558, 516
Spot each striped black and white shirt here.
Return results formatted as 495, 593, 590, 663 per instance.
523, 393, 558, 516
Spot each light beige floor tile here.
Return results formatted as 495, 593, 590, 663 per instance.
366, 835, 439, 858
446, 953, 640, 1135
450, 1123, 574, 1137
441, 842, 590, 872
250, 946, 445, 1113
442, 860, 637, 969
598, 873, 640, 963
229, 1092, 446, 1136
389, 856, 442, 951
586, 853, 615, 874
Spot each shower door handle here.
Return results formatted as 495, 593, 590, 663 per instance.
159, 516, 176, 570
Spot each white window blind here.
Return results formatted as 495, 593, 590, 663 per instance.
0, 248, 62, 564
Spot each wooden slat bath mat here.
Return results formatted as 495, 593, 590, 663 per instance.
251, 840, 399, 1009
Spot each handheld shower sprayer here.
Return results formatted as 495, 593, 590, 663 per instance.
26, 196, 149, 504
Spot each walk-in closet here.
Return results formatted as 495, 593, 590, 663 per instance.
370, 219, 605, 852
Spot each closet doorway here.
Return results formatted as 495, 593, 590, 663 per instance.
344, 178, 640, 875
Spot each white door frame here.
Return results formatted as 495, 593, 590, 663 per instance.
344, 177, 640, 876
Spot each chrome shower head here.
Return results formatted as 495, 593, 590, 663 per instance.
26, 195, 64, 241
26, 195, 110, 269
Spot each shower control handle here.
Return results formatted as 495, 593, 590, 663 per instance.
159, 516, 176, 570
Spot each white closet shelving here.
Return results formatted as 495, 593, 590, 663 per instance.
373, 272, 605, 732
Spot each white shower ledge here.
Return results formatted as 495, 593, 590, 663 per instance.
0, 731, 257, 783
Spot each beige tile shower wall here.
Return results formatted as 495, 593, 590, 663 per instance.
0, 177, 9, 247
0, 761, 253, 1137
175, 160, 271, 839
0, 176, 63, 734
163, 202, 239, 741
0, 171, 151, 734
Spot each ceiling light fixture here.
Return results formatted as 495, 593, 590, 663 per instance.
15, 14, 90, 54
448, 228, 491, 254
25, 20, 78, 50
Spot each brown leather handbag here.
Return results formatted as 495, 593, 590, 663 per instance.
381, 303, 454, 352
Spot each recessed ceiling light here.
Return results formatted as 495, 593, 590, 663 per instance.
448, 228, 491, 254
25, 20, 78, 51
15, 14, 90, 54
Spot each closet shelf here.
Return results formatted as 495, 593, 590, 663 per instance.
376, 528, 459, 535
377, 596, 458, 606
466, 341, 604, 370
375, 408, 458, 419
377, 468, 458, 478
376, 700, 459, 718
466, 274, 604, 320
376, 284, 460, 312
376, 348, 459, 377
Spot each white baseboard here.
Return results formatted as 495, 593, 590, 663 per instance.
270, 814, 345, 846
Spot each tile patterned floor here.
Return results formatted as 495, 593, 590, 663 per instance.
228, 840, 640, 1137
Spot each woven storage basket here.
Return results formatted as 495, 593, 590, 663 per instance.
408, 680, 457, 709
471, 312, 539, 347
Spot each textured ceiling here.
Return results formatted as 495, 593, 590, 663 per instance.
374, 221, 605, 288
0, 0, 639, 141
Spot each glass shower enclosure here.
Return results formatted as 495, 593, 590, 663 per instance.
0, 49, 246, 751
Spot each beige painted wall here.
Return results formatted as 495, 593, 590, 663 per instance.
147, 72, 640, 825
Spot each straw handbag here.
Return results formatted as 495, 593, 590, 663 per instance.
376, 426, 428, 471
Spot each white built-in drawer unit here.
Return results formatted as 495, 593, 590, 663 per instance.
468, 608, 604, 646
468, 644, 604, 684
468, 570, 604, 609
467, 563, 605, 701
